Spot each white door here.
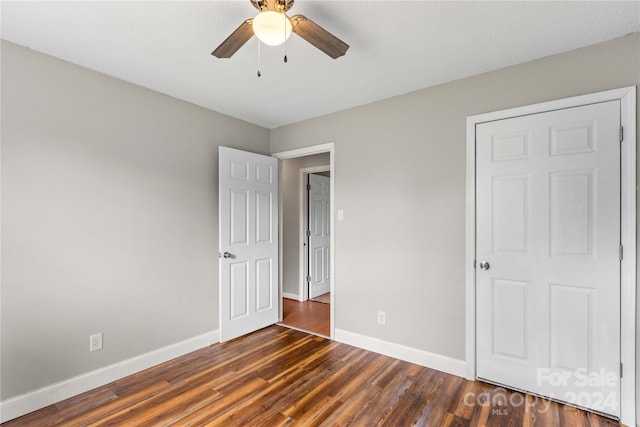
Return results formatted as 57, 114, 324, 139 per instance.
476, 101, 621, 417
219, 147, 278, 342
308, 173, 331, 299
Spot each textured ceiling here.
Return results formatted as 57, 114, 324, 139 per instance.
2, 1, 639, 129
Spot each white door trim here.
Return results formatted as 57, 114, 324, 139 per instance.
273, 143, 335, 339
465, 86, 636, 426
300, 166, 330, 301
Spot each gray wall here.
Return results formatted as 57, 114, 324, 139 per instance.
0, 40, 270, 399
281, 153, 330, 298
271, 31, 640, 409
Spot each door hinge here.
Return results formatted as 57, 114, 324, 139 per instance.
307, 230, 311, 237
619, 126, 624, 143
307, 184, 311, 191
306, 276, 311, 282
619, 244, 624, 261
620, 362, 623, 378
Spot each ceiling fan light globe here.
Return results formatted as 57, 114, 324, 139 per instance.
253, 11, 292, 46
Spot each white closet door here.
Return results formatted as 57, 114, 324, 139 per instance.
476, 101, 621, 417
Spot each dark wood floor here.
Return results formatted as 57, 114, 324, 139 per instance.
281, 297, 330, 337
3, 326, 620, 426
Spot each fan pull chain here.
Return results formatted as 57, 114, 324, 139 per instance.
257, 40, 262, 77
283, 12, 288, 63
283, 0, 288, 63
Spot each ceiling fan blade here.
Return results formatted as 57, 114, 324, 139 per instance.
212, 19, 254, 58
290, 14, 349, 59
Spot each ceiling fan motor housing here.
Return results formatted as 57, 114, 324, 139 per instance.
250, 0, 295, 13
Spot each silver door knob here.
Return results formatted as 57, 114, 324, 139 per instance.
479, 261, 490, 270
222, 252, 233, 259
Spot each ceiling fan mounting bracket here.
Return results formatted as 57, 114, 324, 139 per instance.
250, 0, 294, 13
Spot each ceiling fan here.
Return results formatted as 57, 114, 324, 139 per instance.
212, 0, 349, 59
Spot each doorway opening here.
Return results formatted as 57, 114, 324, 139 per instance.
273, 144, 334, 338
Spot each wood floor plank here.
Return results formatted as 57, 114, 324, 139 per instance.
49, 388, 118, 426
175, 377, 269, 426
378, 367, 440, 426
349, 370, 415, 425
0, 404, 59, 427
327, 352, 393, 402
281, 348, 359, 420
88, 381, 194, 426
445, 374, 483, 421
1, 325, 621, 427
62, 380, 171, 426
285, 395, 343, 426
202, 361, 311, 426
245, 361, 345, 419
414, 371, 465, 426
318, 381, 382, 426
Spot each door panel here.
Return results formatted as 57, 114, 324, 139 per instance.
550, 170, 593, 256
476, 101, 620, 417
256, 191, 272, 243
230, 190, 249, 245
491, 279, 529, 361
219, 147, 278, 342
230, 262, 248, 319
256, 258, 273, 311
549, 284, 592, 370
492, 175, 529, 253
308, 173, 331, 299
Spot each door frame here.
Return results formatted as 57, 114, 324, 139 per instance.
465, 86, 636, 425
301, 166, 330, 302
273, 142, 335, 339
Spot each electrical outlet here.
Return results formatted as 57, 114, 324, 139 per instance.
377, 311, 386, 326
89, 333, 103, 352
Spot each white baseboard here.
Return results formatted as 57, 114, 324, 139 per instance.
282, 292, 302, 301
334, 328, 467, 379
0, 329, 219, 423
